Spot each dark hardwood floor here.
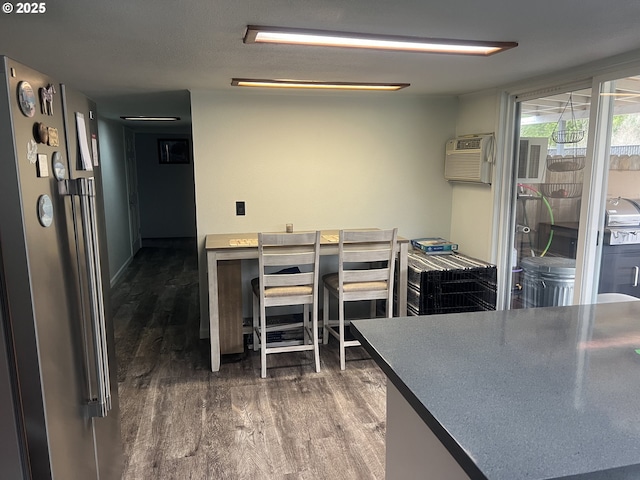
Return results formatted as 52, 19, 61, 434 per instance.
111, 239, 387, 479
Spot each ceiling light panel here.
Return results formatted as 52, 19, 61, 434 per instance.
120, 116, 180, 121
244, 26, 517, 56
231, 79, 409, 91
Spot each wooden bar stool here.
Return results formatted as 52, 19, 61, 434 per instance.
322, 228, 398, 370
252, 231, 321, 378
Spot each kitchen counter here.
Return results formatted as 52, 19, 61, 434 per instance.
351, 302, 640, 479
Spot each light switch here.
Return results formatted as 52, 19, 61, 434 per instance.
236, 201, 245, 216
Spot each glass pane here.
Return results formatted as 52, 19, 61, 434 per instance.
510, 88, 591, 309
597, 75, 640, 301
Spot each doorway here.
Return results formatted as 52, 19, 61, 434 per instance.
509, 87, 592, 309
134, 132, 196, 242
595, 75, 640, 300
502, 74, 640, 309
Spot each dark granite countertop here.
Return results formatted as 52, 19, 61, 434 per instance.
351, 302, 640, 480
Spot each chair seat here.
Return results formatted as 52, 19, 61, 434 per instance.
322, 273, 388, 292
251, 278, 313, 297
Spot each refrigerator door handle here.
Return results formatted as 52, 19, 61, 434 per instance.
60, 177, 111, 418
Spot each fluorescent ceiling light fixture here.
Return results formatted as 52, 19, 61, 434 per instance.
231, 78, 409, 91
120, 116, 181, 121
244, 25, 517, 56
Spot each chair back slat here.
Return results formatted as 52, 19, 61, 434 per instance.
260, 231, 318, 246
343, 269, 388, 283
342, 248, 392, 264
262, 251, 317, 267
264, 271, 315, 287
342, 230, 396, 243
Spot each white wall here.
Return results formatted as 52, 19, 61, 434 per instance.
451, 90, 501, 261
191, 90, 458, 333
98, 118, 133, 284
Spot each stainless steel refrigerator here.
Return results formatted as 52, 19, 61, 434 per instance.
0, 56, 122, 479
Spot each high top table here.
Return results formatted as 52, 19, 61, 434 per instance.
352, 301, 640, 479
205, 229, 409, 372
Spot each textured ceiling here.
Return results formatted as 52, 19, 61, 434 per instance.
2, 0, 640, 126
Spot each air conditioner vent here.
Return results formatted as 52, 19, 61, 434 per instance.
456, 138, 482, 150
444, 134, 494, 184
517, 138, 548, 183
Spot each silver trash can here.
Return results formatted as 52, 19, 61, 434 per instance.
521, 257, 576, 308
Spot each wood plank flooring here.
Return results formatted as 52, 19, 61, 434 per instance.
112, 239, 387, 479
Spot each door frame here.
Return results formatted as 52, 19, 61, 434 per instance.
576, 66, 640, 303
494, 62, 640, 309
124, 128, 141, 256
494, 80, 592, 310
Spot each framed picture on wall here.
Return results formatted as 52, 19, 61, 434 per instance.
158, 139, 189, 164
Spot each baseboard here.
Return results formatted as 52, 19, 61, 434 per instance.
110, 255, 133, 288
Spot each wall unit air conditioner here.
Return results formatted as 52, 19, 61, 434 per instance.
517, 137, 548, 183
444, 134, 494, 184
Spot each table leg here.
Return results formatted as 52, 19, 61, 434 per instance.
218, 260, 244, 355
208, 251, 220, 372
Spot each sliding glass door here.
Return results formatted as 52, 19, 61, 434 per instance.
593, 75, 640, 301
509, 87, 592, 309
503, 73, 640, 309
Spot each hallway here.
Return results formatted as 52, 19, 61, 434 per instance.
112, 240, 387, 479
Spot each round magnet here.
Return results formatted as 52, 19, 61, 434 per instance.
17, 81, 36, 118
37, 194, 53, 227
52, 152, 66, 180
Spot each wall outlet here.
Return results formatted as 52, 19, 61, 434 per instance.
236, 201, 245, 216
